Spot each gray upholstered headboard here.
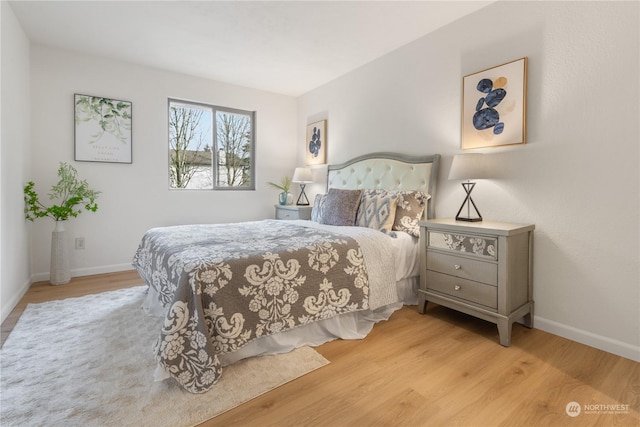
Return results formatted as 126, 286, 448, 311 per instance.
327, 152, 440, 219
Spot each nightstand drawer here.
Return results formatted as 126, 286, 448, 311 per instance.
274, 205, 312, 220
425, 270, 497, 310
427, 230, 497, 260
276, 208, 297, 220
426, 251, 497, 286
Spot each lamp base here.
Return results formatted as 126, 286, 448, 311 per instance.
455, 181, 483, 222
296, 184, 310, 206
455, 216, 483, 222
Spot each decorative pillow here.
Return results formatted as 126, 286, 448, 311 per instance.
356, 191, 399, 233
311, 193, 327, 222
392, 191, 430, 237
320, 188, 363, 226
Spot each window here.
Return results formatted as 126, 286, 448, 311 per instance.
168, 99, 255, 190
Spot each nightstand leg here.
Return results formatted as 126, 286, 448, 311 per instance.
523, 302, 534, 328
417, 293, 428, 314
497, 320, 512, 347
523, 312, 534, 329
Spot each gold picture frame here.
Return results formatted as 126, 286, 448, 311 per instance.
306, 120, 327, 165
462, 57, 527, 150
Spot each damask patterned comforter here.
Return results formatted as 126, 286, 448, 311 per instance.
132, 220, 395, 393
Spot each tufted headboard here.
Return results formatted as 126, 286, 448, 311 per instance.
327, 152, 441, 219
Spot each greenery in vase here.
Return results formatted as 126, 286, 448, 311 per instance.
24, 162, 101, 222
267, 176, 292, 193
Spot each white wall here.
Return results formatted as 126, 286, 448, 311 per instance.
297, 1, 639, 361
1, 2, 32, 322
26, 47, 298, 281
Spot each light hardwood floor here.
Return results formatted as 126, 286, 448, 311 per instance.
2, 270, 638, 426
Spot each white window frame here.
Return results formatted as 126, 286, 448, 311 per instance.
168, 98, 256, 191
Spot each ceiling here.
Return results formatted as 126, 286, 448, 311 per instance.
9, 1, 494, 96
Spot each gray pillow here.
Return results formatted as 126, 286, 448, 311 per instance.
320, 188, 363, 226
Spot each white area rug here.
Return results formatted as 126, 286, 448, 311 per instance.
0, 286, 329, 427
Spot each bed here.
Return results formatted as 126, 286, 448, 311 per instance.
132, 152, 440, 393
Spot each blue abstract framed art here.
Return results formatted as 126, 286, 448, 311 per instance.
462, 57, 527, 150
306, 120, 327, 165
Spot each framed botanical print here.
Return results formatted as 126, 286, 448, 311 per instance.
306, 120, 326, 165
74, 94, 132, 163
462, 57, 527, 150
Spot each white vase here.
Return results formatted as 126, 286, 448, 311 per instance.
50, 220, 70, 285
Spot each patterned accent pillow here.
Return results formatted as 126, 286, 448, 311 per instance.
392, 190, 430, 237
356, 191, 399, 233
311, 193, 327, 222
320, 188, 363, 226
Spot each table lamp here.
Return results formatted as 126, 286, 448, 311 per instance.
292, 167, 313, 206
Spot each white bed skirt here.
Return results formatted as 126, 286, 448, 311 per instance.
145, 276, 418, 380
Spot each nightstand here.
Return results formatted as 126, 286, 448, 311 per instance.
418, 218, 534, 346
274, 205, 312, 220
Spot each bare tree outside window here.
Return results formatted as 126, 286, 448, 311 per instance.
216, 111, 252, 188
169, 103, 211, 189
168, 99, 255, 190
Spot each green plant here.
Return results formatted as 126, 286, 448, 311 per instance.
24, 162, 101, 222
267, 176, 292, 193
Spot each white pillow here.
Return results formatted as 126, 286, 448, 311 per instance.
311, 194, 326, 222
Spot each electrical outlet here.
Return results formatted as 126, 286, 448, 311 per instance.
75, 237, 85, 250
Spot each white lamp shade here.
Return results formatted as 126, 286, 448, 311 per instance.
448, 154, 489, 180
292, 167, 313, 183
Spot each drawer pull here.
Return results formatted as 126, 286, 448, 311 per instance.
454, 285, 461, 291
454, 264, 462, 270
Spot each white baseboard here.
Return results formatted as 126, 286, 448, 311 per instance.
535, 316, 640, 362
70, 263, 136, 278
30, 263, 135, 283
2, 264, 135, 324
1, 277, 31, 324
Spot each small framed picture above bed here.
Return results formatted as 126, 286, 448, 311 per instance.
306, 120, 327, 165
74, 93, 132, 164
462, 57, 527, 150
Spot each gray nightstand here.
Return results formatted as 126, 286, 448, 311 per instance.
274, 205, 312, 220
418, 218, 535, 346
